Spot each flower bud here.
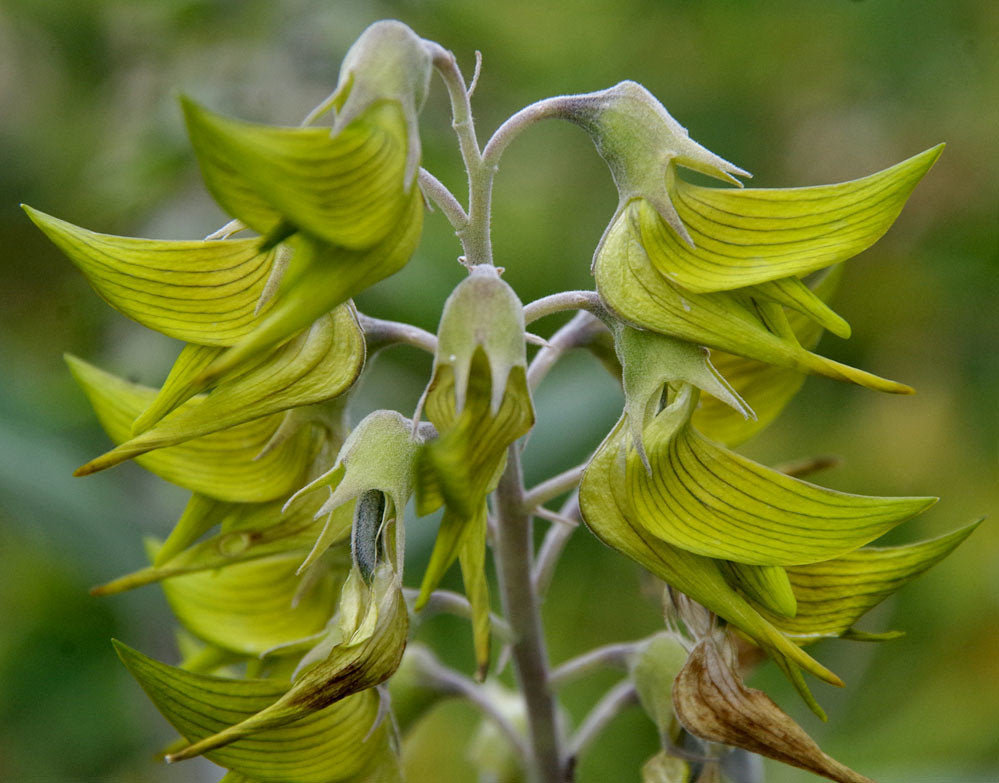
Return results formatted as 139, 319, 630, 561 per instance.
628, 632, 690, 741
290, 409, 426, 574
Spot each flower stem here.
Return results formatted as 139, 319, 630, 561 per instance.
566, 680, 637, 763
428, 43, 493, 266
407, 645, 529, 760
428, 44, 572, 780
550, 641, 640, 689
522, 464, 587, 511
494, 444, 567, 782
418, 167, 469, 230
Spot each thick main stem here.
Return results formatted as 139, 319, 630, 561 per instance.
429, 45, 571, 779
494, 445, 566, 783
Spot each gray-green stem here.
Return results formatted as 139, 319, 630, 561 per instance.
430, 44, 569, 782
494, 445, 567, 782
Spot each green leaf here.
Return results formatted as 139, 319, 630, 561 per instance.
159, 548, 345, 657
24, 206, 278, 345
68, 356, 319, 502
762, 521, 981, 641
594, 202, 912, 395
579, 415, 841, 717
196, 192, 423, 387
182, 98, 411, 250
165, 564, 408, 762
639, 146, 943, 293
75, 308, 363, 473
114, 641, 395, 782
628, 385, 936, 566
693, 266, 844, 446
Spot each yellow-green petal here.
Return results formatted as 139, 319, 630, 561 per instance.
642, 751, 690, 783
629, 632, 689, 738
183, 98, 411, 250
76, 309, 362, 473
762, 521, 980, 641
579, 415, 841, 716
156, 492, 232, 566
197, 191, 423, 387
458, 504, 492, 680
694, 266, 845, 446
293, 410, 422, 574
159, 548, 345, 657
720, 562, 797, 618
24, 207, 277, 345
420, 356, 533, 519
640, 146, 942, 293
68, 356, 319, 502
594, 202, 911, 395
629, 386, 936, 566
114, 641, 393, 782
615, 324, 751, 463
93, 493, 350, 596
133, 344, 222, 434
167, 564, 407, 761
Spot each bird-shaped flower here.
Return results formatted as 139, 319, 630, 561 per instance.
565, 80, 942, 394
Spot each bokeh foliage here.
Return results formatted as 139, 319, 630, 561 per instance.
1, 1, 996, 781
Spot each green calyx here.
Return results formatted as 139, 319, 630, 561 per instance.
290, 409, 426, 575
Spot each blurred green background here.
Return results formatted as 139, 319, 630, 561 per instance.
1, 0, 997, 781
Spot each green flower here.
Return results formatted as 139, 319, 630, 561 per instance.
567, 80, 941, 394
414, 266, 535, 678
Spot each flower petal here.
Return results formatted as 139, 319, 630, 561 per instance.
68, 356, 319, 502
24, 207, 276, 345
77, 309, 362, 473
673, 639, 873, 783
182, 98, 411, 250
628, 386, 936, 566
764, 521, 981, 641
165, 564, 407, 762
719, 562, 797, 618
579, 415, 842, 716
114, 641, 393, 781
92, 492, 348, 596
594, 203, 912, 395
197, 192, 422, 386
641, 146, 943, 293
159, 548, 346, 657
693, 266, 844, 446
